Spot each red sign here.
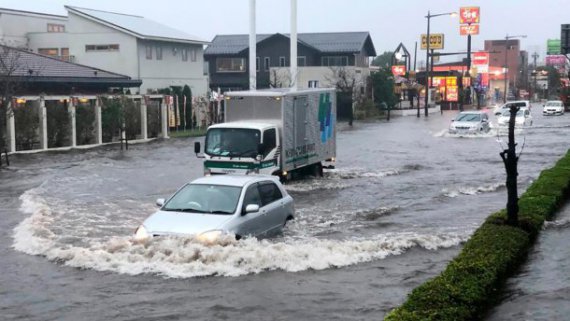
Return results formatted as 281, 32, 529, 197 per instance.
459, 7, 480, 24
460, 24, 479, 36
472, 52, 489, 67
391, 65, 406, 76
446, 86, 459, 102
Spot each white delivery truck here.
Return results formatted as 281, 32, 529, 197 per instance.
194, 88, 336, 180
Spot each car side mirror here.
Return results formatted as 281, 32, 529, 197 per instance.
451, 119, 455, 122
243, 204, 260, 215
156, 198, 165, 207
194, 142, 201, 154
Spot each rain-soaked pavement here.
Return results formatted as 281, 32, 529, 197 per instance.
1, 107, 569, 320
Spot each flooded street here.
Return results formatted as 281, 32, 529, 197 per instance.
2, 108, 570, 320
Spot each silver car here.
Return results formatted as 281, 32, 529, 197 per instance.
448, 111, 490, 134
134, 175, 294, 242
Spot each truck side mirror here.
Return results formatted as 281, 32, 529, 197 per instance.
194, 142, 201, 154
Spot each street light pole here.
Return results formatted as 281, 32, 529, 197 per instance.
424, 11, 457, 117
503, 34, 527, 103
424, 10, 431, 117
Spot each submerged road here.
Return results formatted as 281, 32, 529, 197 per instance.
1, 108, 569, 320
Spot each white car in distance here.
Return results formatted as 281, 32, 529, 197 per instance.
542, 100, 565, 116
497, 108, 533, 127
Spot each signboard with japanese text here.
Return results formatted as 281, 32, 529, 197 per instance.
391, 65, 406, 76
460, 24, 479, 36
421, 33, 445, 50
446, 86, 459, 102
459, 7, 480, 24
547, 39, 561, 55
546, 55, 567, 66
473, 52, 489, 67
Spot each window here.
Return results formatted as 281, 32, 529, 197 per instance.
256, 57, 260, 72
85, 44, 120, 52
258, 182, 283, 206
146, 45, 152, 59
264, 57, 270, 71
61, 48, 69, 57
182, 48, 188, 61
308, 80, 319, 88
156, 46, 163, 60
321, 56, 348, 67
47, 23, 65, 33
279, 56, 286, 67
38, 48, 58, 57
262, 128, 276, 156
216, 57, 246, 72
242, 184, 262, 213
190, 49, 197, 62
297, 56, 306, 67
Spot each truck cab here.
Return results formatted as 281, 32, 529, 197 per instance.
200, 122, 280, 176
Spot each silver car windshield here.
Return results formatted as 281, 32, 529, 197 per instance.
455, 113, 481, 122
205, 128, 261, 158
163, 184, 242, 215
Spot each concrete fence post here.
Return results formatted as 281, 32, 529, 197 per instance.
39, 98, 48, 150
140, 98, 148, 140
6, 102, 16, 153
95, 98, 102, 145
161, 99, 169, 139
69, 99, 77, 147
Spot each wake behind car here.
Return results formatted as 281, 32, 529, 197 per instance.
543, 100, 565, 115
134, 175, 294, 242
448, 111, 490, 134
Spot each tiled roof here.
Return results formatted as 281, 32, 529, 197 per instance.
205, 32, 375, 56
66, 6, 208, 44
0, 45, 137, 82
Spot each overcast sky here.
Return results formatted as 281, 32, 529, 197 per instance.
2, 0, 567, 65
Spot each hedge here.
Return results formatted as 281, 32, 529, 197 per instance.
385, 149, 570, 321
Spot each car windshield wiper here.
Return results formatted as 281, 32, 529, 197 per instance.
164, 208, 207, 213
235, 149, 258, 158
209, 210, 233, 215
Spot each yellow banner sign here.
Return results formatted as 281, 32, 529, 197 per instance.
421, 34, 445, 50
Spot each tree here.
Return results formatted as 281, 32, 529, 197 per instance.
325, 67, 367, 125
371, 67, 398, 109
182, 85, 192, 130
371, 51, 394, 68
536, 65, 561, 98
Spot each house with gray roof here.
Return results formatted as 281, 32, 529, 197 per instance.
65, 6, 209, 95
1, 6, 210, 95
204, 32, 376, 92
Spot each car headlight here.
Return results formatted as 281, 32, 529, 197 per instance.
196, 230, 224, 244
134, 225, 151, 241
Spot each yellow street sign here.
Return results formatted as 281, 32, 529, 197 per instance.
421, 34, 445, 50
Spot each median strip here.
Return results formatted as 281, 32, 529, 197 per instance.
385, 150, 570, 321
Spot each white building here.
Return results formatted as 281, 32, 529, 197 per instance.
0, 6, 210, 95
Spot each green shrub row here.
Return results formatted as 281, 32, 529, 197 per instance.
385, 150, 570, 321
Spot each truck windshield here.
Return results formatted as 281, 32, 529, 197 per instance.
205, 128, 261, 157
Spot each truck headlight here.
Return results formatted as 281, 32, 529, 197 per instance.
197, 230, 224, 244
134, 225, 151, 241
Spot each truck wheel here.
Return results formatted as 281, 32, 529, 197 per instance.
312, 162, 323, 178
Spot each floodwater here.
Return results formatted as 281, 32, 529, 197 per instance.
1, 107, 569, 320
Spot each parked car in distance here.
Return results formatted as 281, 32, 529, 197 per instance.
543, 100, 565, 115
448, 111, 490, 134
134, 175, 295, 242
494, 100, 531, 115
497, 108, 533, 127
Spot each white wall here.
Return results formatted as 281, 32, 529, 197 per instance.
67, 12, 139, 80
137, 39, 208, 95
272, 66, 370, 90
28, 32, 69, 56
0, 9, 67, 48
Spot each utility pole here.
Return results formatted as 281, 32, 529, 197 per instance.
532, 52, 539, 69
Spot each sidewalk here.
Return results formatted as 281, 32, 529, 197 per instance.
485, 204, 570, 320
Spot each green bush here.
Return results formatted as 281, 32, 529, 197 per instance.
385, 150, 570, 321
